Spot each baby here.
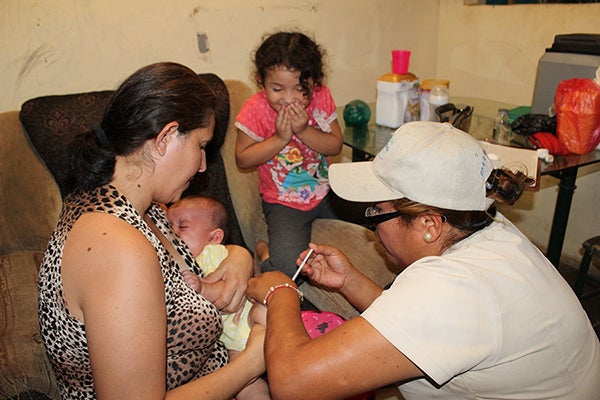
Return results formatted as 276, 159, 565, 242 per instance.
167, 195, 270, 400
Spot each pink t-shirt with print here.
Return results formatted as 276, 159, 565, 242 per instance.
235, 85, 338, 211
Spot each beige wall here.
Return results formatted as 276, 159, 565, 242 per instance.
438, 0, 600, 106
0, 0, 438, 111
1, 0, 598, 266
439, 0, 600, 266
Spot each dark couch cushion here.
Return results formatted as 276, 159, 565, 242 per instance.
19, 73, 244, 246
183, 74, 245, 246
20, 90, 113, 198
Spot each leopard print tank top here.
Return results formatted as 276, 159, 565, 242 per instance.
38, 185, 228, 399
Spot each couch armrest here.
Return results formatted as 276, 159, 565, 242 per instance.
0, 111, 62, 254
301, 219, 396, 320
0, 251, 59, 399
222, 80, 269, 249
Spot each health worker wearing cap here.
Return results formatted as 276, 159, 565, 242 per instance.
246, 121, 600, 400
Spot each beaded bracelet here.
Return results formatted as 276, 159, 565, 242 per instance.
262, 283, 304, 307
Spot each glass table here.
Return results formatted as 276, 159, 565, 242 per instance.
342, 123, 395, 162
339, 104, 600, 268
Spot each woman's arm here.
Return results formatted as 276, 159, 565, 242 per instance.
167, 324, 266, 400
247, 271, 422, 400
201, 244, 253, 313
300, 243, 383, 312
62, 213, 169, 399
63, 213, 264, 400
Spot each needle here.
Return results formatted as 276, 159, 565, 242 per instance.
292, 248, 314, 281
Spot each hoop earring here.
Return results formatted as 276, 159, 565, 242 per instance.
423, 232, 433, 242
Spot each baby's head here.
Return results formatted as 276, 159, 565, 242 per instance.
253, 31, 326, 98
167, 196, 229, 257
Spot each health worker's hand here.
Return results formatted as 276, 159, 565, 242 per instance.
300, 243, 354, 290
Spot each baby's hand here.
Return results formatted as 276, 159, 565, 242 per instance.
181, 269, 202, 293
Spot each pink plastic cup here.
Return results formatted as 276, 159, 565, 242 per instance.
392, 50, 411, 74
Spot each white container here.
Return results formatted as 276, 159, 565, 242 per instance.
428, 85, 450, 122
376, 73, 419, 128
419, 79, 450, 121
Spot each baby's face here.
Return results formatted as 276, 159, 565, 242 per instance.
167, 205, 214, 257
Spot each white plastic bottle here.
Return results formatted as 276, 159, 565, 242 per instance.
376, 73, 419, 128
427, 85, 450, 122
419, 79, 450, 121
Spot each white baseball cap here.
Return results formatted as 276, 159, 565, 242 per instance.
329, 121, 494, 211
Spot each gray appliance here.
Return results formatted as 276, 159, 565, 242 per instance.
531, 34, 600, 114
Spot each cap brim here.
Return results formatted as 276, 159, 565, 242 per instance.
329, 162, 405, 203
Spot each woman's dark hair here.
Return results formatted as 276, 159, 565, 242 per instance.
70, 62, 216, 192
253, 31, 326, 95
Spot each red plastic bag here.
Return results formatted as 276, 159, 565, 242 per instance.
554, 78, 600, 155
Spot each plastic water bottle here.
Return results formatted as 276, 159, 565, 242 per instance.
493, 108, 512, 145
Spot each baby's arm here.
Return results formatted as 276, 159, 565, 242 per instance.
181, 269, 201, 292
235, 127, 290, 169
248, 302, 267, 326
181, 269, 226, 303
